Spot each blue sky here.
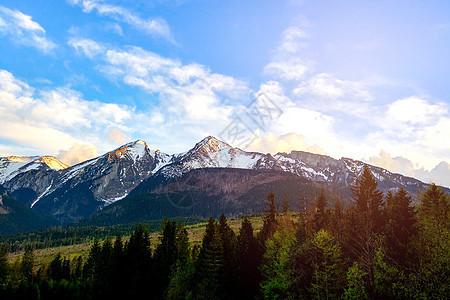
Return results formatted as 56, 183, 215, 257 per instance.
0, 0, 449, 187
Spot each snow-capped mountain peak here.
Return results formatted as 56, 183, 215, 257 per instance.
185, 136, 232, 157
0, 155, 68, 184
40, 156, 69, 170
107, 140, 149, 163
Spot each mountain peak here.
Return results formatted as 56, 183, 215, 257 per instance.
39, 156, 69, 169
107, 140, 150, 162
191, 136, 231, 154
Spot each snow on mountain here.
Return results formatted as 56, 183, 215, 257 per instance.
158, 136, 282, 178
0, 156, 68, 184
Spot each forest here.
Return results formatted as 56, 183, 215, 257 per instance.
0, 165, 448, 299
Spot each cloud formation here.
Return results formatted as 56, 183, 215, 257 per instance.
368, 150, 450, 188
249, 132, 326, 156
0, 69, 135, 157
264, 27, 311, 80
57, 143, 98, 166
68, 0, 173, 41
67, 39, 251, 151
0, 6, 56, 52
105, 128, 129, 145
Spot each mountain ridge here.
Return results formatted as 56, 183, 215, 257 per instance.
0, 136, 448, 225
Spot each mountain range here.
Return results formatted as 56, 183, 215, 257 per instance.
1, 136, 447, 232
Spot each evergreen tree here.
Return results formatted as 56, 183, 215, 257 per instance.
351, 165, 384, 234
175, 222, 190, 266
82, 238, 100, 284
0, 243, 9, 288
312, 189, 328, 232
410, 184, 450, 298
418, 183, 449, 225
110, 233, 126, 299
197, 225, 225, 299
154, 219, 179, 298
260, 228, 297, 299
48, 253, 63, 281
237, 217, 261, 298
343, 262, 368, 300
385, 188, 416, 266
310, 229, 344, 299
217, 214, 238, 298
125, 224, 153, 298
166, 259, 196, 300
20, 246, 34, 282
258, 192, 278, 247
72, 256, 83, 282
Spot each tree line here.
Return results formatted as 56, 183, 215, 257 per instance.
0, 165, 448, 299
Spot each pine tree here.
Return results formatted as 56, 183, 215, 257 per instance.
154, 219, 179, 298
351, 165, 384, 234
217, 214, 238, 298
260, 227, 297, 299
385, 188, 416, 266
48, 253, 63, 281
197, 226, 225, 299
258, 192, 278, 247
125, 224, 153, 298
312, 189, 328, 232
237, 217, 261, 298
175, 222, 190, 266
0, 243, 9, 288
343, 262, 368, 299
110, 233, 126, 299
411, 184, 450, 298
310, 229, 344, 299
20, 246, 34, 282
418, 183, 449, 226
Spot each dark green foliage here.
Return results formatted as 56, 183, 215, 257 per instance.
237, 217, 261, 298
1, 179, 449, 299
3, 217, 203, 252
351, 165, 385, 234
258, 192, 278, 247
0, 243, 9, 286
153, 219, 179, 298
384, 188, 416, 266
48, 253, 71, 281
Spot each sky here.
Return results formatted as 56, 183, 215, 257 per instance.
0, 0, 449, 187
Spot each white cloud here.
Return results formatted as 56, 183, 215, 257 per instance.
293, 73, 372, 101
248, 132, 326, 156
66, 39, 253, 152
105, 128, 129, 145
69, 42, 250, 123
386, 97, 447, 125
57, 144, 98, 166
0, 69, 136, 157
264, 59, 309, 81
264, 26, 311, 80
0, 6, 56, 52
68, 38, 105, 58
368, 150, 450, 188
68, 0, 173, 41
